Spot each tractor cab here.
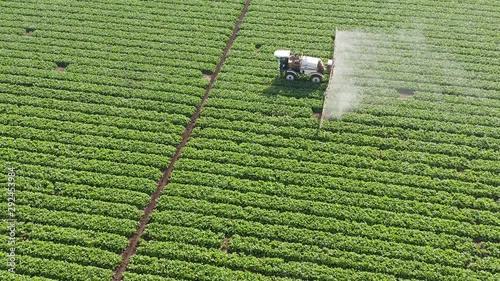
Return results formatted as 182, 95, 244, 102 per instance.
274, 50, 291, 75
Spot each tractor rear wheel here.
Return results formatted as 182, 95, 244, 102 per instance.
311, 74, 322, 83
285, 72, 297, 81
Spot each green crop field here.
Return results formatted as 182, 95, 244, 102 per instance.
0, 0, 499, 280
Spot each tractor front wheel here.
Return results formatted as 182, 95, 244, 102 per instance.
311, 74, 322, 83
285, 72, 297, 81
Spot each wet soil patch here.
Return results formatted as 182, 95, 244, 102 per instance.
24, 27, 35, 36
312, 106, 323, 119
201, 69, 213, 81
220, 236, 230, 253
55, 61, 69, 71
397, 88, 414, 99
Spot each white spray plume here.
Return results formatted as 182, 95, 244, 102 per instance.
319, 25, 479, 128
321, 31, 371, 125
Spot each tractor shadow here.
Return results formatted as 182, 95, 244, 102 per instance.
262, 75, 328, 99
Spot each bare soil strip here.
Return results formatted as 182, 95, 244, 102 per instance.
112, 1, 252, 280
220, 236, 230, 253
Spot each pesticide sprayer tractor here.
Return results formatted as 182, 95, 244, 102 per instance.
274, 50, 333, 83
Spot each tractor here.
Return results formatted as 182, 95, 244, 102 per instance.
274, 50, 333, 83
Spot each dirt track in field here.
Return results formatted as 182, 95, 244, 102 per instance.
112, 1, 252, 280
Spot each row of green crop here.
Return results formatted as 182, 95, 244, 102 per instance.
353, 103, 500, 129
0, 269, 58, 281
207, 90, 320, 114
24, 28, 228, 58
122, 272, 200, 281
182, 145, 498, 190
228, 235, 500, 278
0, 113, 180, 147
0, 33, 222, 72
1, 0, 243, 26
169, 170, 499, 216
0, 8, 235, 36
210, 81, 500, 112
143, 222, 470, 270
0, 38, 216, 83
193, 127, 498, 167
219, 69, 500, 99
212, 112, 497, 151
241, 21, 499, 55
10, 205, 137, 237
157, 192, 500, 243
141, 240, 432, 280
0, 252, 112, 280
340, 113, 499, 140
0, 123, 176, 160
1, 4, 236, 32
12, 176, 149, 208
205, 84, 315, 107
0, 96, 189, 134
0, 188, 141, 220
150, 208, 475, 260
0, 72, 203, 103
0, 41, 213, 79
0, 148, 160, 180
364, 93, 500, 119
353, 58, 498, 85
0, 55, 209, 88
0, 15, 232, 45
163, 180, 499, 229
0, 222, 128, 254
0, 236, 120, 269
189, 131, 497, 174
256, 0, 500, 24
241, 23, 499, 56
408, 92, 500, 113
196, 116, 499, 159
201, 105, 500, 143
143, 224, 222, 250
174, 158, 497, 209
322, 119, 499, 151
0, 161, 156, 194
212, 77, 326, 99
132, 243, 398, 281
349, 67, 500, 92
1, 99, 189, 136
187, 136, 467, 170
129, 255, 303, 281
0, 64, 207, 96
332, 51, 499, 81
0, 82, 201, 113
247, 5, 499, 38
0, 136, 171, 170
346, 74, 499, 98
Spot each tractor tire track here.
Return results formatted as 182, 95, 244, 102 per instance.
111, 0, 252, 280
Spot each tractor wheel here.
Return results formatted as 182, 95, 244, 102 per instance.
285, 72, 297, 81
311, 74, 322, 83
